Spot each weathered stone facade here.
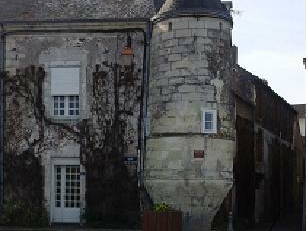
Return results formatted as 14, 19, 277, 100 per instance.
2, 30, 145, 226
145, 16, 235, 230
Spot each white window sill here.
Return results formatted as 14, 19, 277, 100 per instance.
48, 116, 81, 124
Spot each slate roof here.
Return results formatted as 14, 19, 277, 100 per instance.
0, 0, 155, 22
154, 0, 232, 22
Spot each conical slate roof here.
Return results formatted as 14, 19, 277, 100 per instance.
154, 0, 232, 21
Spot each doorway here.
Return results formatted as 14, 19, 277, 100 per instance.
52, 164, 81, 223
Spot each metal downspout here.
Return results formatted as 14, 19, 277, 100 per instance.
0, 23, 5, 211
139, 22, 149, 192
142, 20, 152, 186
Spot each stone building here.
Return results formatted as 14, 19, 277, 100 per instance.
229, 66, 305, 229
0, 0, 304, 230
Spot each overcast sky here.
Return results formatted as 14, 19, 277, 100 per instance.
231, 0, 306, 104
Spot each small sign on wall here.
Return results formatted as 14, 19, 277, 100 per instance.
124, 156, 138, 165
194, 150, 205, 158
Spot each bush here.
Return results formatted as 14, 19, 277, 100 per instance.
0, 199, 48, 227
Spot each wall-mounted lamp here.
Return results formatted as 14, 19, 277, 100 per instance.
120, 34, 134, 66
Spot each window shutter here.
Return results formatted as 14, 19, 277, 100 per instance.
51, 67, 80, 95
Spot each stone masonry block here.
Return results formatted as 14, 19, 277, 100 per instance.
198, 68, 209, 76
171, 60, 190, 69
170, 45, 190, 55
171, 93, 182, 101
162, 32, 174, 41
159, 63, 171, 72
189, 20, 206, 29
175, 29, 191, 38
165, 70, 180, 77
203, 18, 221, 29
164, 39, 178, 48
191, 29, 207, 37
156, 78, 169, 87
194, 60, 208, 69
169, 77, 185, 85
185, 77, 201, 84
178, 85, 196, 93
168, 54, 182, 62
179, 69, 192, 76
178, 37, 194, 45
181, 92, 205, 101
172, 20, 189, 30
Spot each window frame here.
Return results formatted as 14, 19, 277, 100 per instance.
40, 49, 88, 122
47, 63, 82, 120
53, 95, 80, 117
201, 109, 217, 134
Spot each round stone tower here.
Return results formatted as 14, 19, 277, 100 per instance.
145, 0, 235, 230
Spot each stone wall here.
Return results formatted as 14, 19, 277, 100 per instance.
3, 30, 145, 226
145, 16, 235, 230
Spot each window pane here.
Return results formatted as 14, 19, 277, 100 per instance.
205, 121, 213, 130
69, 110, 74, 115
204, 112, 213, 122
60, 110, 64, 115
56, 201, 61, 207
54, 110, 58, 115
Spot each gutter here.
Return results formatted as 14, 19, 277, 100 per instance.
0, 22, 5, 211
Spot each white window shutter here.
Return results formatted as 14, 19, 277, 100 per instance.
51, 67, 80, 95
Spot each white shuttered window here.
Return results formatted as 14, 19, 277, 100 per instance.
50, 67, 80, 117
51, 67, 80, 95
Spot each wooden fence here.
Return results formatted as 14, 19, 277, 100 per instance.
143, 210, 182, 231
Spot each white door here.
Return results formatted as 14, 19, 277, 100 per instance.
53, 165, 81, 223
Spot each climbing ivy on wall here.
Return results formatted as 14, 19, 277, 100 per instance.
82, 63, 141, 228
0, 67, 47, 226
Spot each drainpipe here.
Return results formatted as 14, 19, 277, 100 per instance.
138, 21, 151, 212
0, 23, 5, 211
140, 21, 152, 189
